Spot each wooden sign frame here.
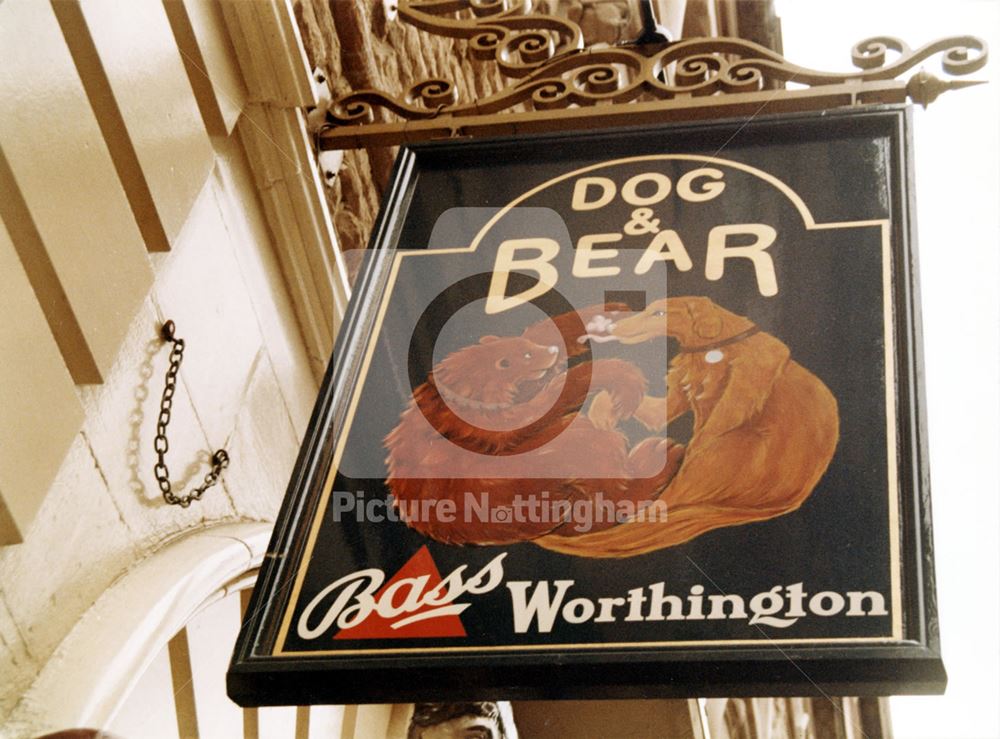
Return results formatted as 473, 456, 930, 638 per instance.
229, 106, 945, 705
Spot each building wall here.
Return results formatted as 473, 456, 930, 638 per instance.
0, 0, 322, 727
294, 0, 655, 281
295, 0, 508, 263
0, 132, 316, 725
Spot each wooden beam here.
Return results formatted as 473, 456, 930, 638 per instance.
168, 628, 201, 739
0, 0, 152, 382
54, 0, 215, 251
240, 588, 260, 739
164, 0, 249, 137
0, 219, 83, 545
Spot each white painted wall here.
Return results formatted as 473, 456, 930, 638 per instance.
0, 133, 316, 727
0, 2, 340, 733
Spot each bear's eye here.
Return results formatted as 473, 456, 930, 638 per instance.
523, 352, 532, 359
496, 358, 511, 369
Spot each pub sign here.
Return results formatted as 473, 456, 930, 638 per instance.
229, 106, 945, 704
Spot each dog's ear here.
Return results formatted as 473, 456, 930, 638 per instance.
688, 299, 724, 340
698, 334, 790, 439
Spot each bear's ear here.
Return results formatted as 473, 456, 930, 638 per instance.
479, 335, 500, 344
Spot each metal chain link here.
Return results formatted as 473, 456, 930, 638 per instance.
154, 320, 229, 507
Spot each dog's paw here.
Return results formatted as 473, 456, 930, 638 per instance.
634, 395, 668, 431
587, 390, 619, 431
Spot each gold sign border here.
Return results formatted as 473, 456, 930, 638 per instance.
272, 154, 903, 657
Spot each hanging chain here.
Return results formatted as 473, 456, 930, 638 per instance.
154, 320, 229, 507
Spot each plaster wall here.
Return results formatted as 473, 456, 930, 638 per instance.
0, 134, 316, 726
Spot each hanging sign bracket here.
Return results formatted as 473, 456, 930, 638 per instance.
314, 0, 988, 150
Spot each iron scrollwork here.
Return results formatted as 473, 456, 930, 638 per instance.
319, 0, 988, 147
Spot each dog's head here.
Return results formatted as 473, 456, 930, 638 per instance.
613, 297, 791, 439
610, 296, 755, 348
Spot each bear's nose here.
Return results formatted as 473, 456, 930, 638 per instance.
547, 345, 558, 354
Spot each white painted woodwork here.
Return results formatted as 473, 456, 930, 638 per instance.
238, 104, 350, 380
688, 699, 707, 739
216, 0, 350, 381
385, 704, 413, 738
76, 296, 238, 549
0, 433, 141, 720
258, 705, 298, 739
656, 0, 690, 38
307, 706, 347, 738
703, 697, 727, 737
266, 104, 350, 322
5, 523, 270, 734
168, 627, 201, 738
1, 131, 317, 716
256, 176, 335, 380
58, 0, 216, 251
164, 0, 249, 137
152, 179, 264, 447
221, 345, 302, 521
0, 0, 152, 383
186, 584, 245, 738
209, 135, 319, 437
219, 1, 265, 105
224, 0, 280, 103
0, 595, 31, 718
1, 0, 349, 731
106, 643, 181, 739
352, 705, 395, 739
340, 706, 360, 739
0, 220, 83, 545
254, 0, 317, 107
221, 0, 316, 108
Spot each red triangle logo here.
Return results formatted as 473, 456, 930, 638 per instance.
333, 546, 468, 640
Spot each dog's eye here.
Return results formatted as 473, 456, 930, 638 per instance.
496, 358, 511, 369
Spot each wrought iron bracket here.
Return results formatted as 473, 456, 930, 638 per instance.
316, 0, 987, 149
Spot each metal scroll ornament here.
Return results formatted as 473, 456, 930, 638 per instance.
398, 0, 583, 78
317, 0, 987, 148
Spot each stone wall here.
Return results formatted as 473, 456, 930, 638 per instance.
294, 0, 507, 281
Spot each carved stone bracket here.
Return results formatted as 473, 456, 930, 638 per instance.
317, 0, 988, 149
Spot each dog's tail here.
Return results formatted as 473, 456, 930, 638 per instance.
535, 501, 799, 558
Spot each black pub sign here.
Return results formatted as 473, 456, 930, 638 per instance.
229, 107, 945, 704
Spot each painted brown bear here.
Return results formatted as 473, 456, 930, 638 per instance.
385, 305, 685, 545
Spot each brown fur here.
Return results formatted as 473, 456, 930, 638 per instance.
538, 296, 839, 557
385, 304, 684, 546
